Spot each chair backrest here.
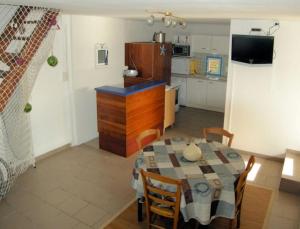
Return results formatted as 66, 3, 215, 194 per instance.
203, 127, 234, 147
235, 156, 255, 212
136, 129, 160, 150
141, 169, 182, 229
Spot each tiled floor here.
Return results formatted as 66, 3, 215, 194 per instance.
0, 107, 299, 229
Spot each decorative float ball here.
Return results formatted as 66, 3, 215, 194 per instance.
24, 103, 32, 113
47, 55, 58, 67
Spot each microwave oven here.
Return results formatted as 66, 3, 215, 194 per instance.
172, 44, 190, 57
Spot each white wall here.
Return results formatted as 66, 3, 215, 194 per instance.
67, 15, 126, 144
225, 19, 300, 157
30, 16, 72, 157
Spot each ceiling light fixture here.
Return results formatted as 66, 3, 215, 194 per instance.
146, 10, 187, 29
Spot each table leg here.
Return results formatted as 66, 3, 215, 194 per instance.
137, 198, 143, 222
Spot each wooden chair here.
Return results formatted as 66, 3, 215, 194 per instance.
203, 127, 234, 147
231, 155, 255, 228
140, 169, 182, 229
136, 129, 161, 150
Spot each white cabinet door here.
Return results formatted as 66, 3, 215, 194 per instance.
191, 35, 211, 53
187, 78, 206, 108
206, 81, 226, 111
210, 36, 230, 55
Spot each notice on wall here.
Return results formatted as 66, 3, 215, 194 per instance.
206, 56, 222, 76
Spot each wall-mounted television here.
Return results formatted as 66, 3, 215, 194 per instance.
231, 34, 274, 64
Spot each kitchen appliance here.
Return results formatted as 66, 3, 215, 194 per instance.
153, 31, 166, 43
231, 34, 274, 64
172, 44, 190, 56
171, 76, 187, 111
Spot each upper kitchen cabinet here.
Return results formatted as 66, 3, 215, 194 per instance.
210, 36, 230, 55
191, 35, 229, 55
191, 35, 211, 54
125, 42, 172, 85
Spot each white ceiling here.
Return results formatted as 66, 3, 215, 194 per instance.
2, 0, 300, 21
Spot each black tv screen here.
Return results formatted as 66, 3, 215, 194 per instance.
231, 34, 274, 64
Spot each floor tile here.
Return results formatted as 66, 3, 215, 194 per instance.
58, 195, 88, 216
73, 222, 92, 229
74, 204, 107, 226
36, 212, 80, 229
0, 212, 38, 229
41, 188, 71, 206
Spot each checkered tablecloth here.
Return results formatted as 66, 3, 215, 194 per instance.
132, 137, 245, 225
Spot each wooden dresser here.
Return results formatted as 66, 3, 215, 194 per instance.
95, 81, 165, 157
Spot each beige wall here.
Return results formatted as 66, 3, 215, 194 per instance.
225, 19, 300, 157
30, 15, 72, 156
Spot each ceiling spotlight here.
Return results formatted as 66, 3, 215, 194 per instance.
164, 16, 172, 27
147, 15, 154, 25
171, 20, 177, 27
179, 21, 187, 29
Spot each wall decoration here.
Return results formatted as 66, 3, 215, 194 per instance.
24, 103, 32, 113
47, 55, 58, 67
206, 56, 222, 77
95, 43, 108, 67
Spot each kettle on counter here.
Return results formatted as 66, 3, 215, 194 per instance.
152, 31, 166, 43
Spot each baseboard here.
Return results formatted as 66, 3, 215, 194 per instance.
35, 144, 71, 162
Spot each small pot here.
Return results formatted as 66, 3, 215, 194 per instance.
124, 69, 138, 77
153, 31, 166, 43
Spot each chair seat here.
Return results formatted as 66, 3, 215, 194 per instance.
150, 205, 175, 218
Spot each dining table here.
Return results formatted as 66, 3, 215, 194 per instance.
131, 137, 245, 225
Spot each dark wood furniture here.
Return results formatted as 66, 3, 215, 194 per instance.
95, 82, 165, 157
203, 127, 234, 147
124, 42, 172, 86
141, 169, 182, 229
123, 76, 151, 87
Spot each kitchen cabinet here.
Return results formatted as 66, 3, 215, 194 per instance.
187, 78, 206, 107
186, 78, 226, 112
210, 36, 230, 55
164, 88, 176, 129
191, 35, 229, 55
191, 35, 211, 54
125, 42, 172, 86
206, 81, 226, 110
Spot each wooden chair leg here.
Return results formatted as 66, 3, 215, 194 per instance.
137, 198, 143, 222
237, 212, 241, 228
229, 219, 234, 229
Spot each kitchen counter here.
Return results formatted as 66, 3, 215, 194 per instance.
95, 80, 165, 96
95, 81, 165, 157
172, 73, 227, 82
